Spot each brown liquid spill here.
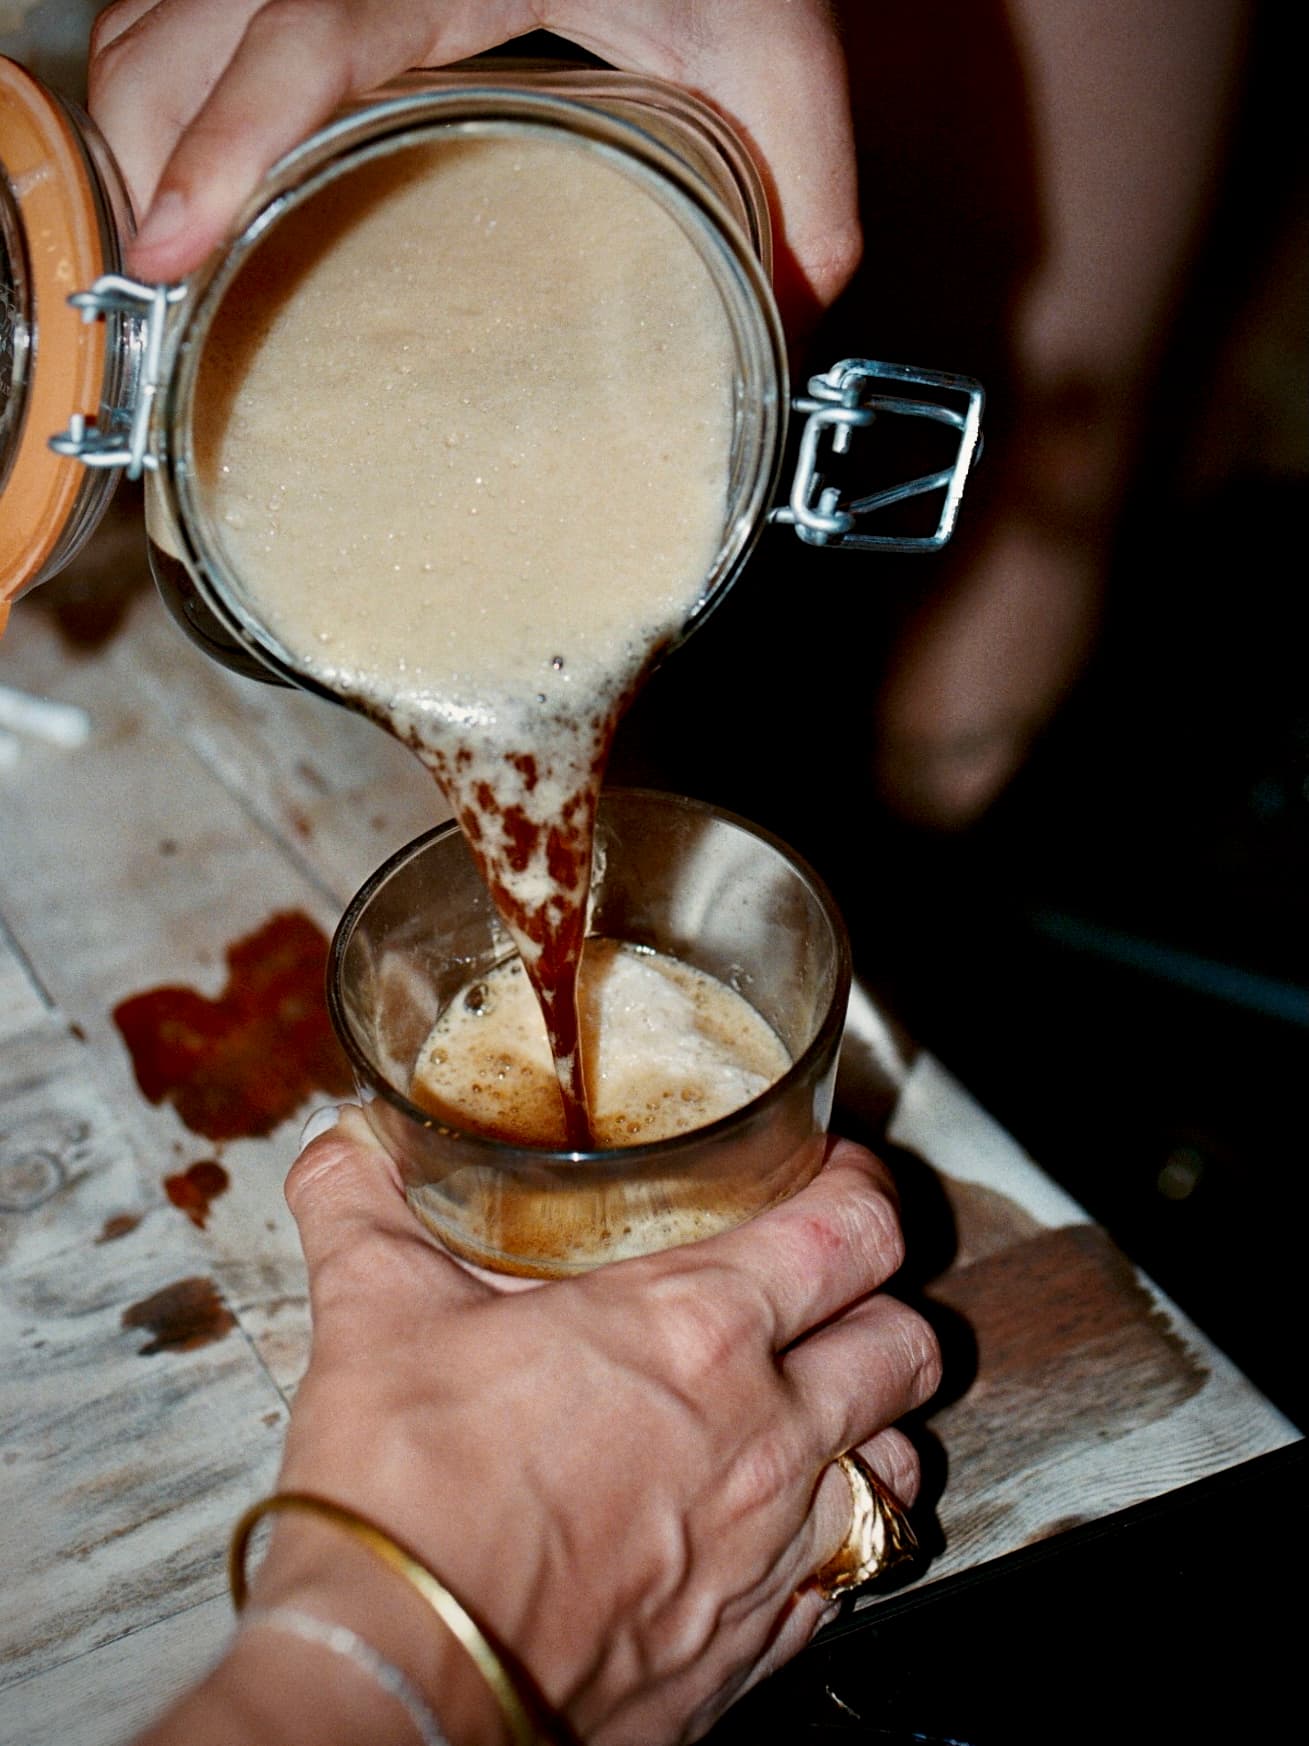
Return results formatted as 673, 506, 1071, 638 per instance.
122, 1276, 235, 1355
95, 1212, 142, 1244
163, 1160, 230, 1228
112, 911, 352, 1140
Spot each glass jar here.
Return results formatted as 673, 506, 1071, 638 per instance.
0, 54, 135, 624
1, 56, 984, 675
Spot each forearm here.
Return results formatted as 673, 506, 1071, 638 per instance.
134, 1518, 514, 1746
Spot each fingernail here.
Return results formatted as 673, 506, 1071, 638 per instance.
299, 1104, 343, 1149
132, 188, 188, 256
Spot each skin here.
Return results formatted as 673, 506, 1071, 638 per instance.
87, 0, 861, 334
133, 1111, 939, 1745
864, 0, 1252, 827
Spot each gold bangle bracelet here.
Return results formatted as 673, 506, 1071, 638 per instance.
229, 1491, 551, 1746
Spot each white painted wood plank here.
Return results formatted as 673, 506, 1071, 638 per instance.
0, 922, 52, 1046
0, 923, 288, 1699
898, 1312, 1298, 1604
118, 594, 445, 909
0, 573, 442, 1408
0, 1229, 286, 1686
1, 609, 344, 1294
887, 1053, 1090, 1232
0, 1596, 229, 1746
0, 945, 155, 1275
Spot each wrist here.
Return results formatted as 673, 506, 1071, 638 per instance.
131, 1603, 456, 1746
245, 1513, 516, 1746
211, 1617, 434, 1746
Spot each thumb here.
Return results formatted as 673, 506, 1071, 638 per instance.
285, 1104, 478, 1304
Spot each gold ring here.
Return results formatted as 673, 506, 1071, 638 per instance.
812, 1451, 918, 1601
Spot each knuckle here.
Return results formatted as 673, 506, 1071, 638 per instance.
836, 1177, 906, 1286
864, 1427, 921, 1507
309, 1222, 420, 1319
283, 1127, 358, 1218
776, 1154, 906, 1295
89, 2, 129, 62
670, 1299, 750, 1385
722, 1429, 798, 1522
891, 1302, 943, 1406
639, 1265, 766, 1391
799, 220, 864, 304
282, 1140, 326, 1212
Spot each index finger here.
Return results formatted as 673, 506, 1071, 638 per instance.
686, 1137, 905, 1349
106, 0, 537, 279
89, 0, 268, 220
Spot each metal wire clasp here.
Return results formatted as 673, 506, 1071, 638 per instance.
48, 274, 186, 479
772, 359, 984, 552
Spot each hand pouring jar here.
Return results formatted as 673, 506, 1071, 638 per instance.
1, 55, 984, 667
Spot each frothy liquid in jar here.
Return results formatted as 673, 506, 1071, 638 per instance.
412, 941, 792, 1150
194, 133, 736, 1145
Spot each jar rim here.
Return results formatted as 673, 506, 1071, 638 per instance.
366, 62, 773, 274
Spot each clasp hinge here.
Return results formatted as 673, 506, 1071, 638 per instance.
48, 275, 186, 479
771, 359, 984, 552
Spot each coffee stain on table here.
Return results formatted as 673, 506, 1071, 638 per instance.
163, 1160, 230, 1229
95, 1212, 142, 1244
926, 1222, 1209, 1485
112, 911, 353, 1141
122, 1276, 235, 1355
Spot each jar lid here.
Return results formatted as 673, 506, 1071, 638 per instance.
0, 57, 111, 629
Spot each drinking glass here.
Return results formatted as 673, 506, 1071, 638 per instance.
328, 789, 850, 1277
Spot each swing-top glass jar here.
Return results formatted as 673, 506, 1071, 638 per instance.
1, 55, 984, 675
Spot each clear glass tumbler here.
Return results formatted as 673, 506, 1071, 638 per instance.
328, 788, 851, 1277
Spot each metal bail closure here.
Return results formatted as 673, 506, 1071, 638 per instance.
772, 359, 984, 553
48, 273, 185, 480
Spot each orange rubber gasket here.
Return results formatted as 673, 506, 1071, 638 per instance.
0, 58, 109, 616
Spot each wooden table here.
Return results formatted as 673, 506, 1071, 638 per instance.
0, 492, 1298, 1746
